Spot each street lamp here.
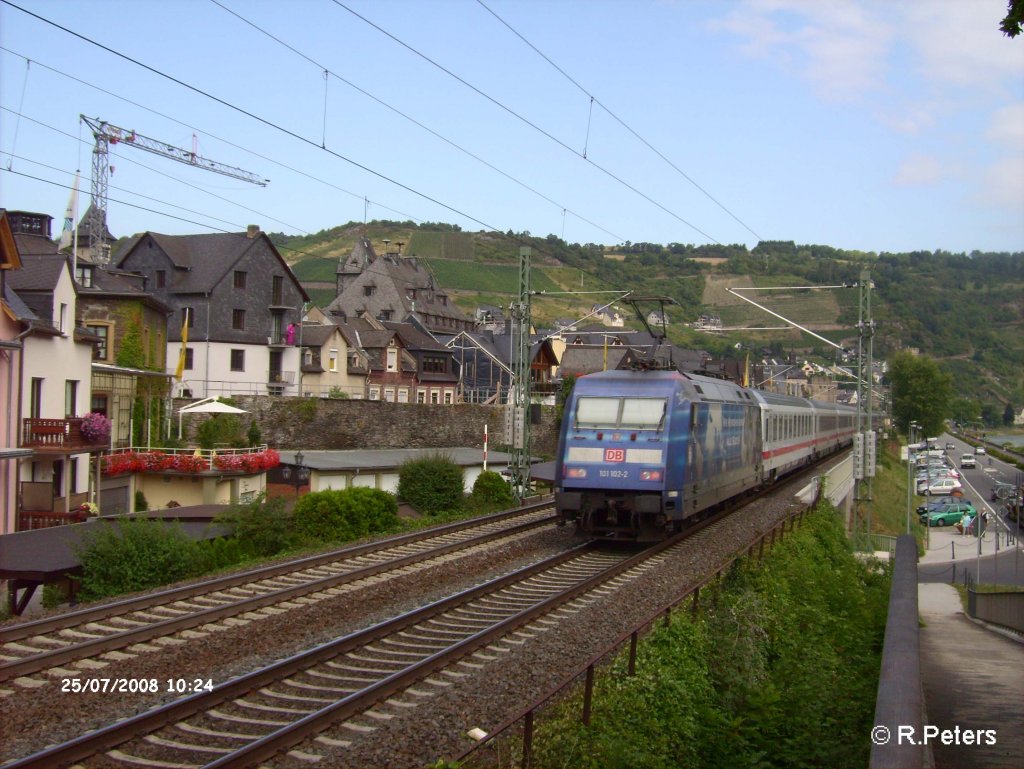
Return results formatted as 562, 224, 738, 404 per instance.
281, 450, 309, 497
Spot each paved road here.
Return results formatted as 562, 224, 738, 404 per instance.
918, 584, 1024, 769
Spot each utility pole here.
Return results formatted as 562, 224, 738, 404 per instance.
853, 269, 876, 547
507, 246, 532, 501
80, 115, 268, 263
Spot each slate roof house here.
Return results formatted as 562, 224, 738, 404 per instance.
2, 210, 106, 531
326, 238, 474, 334
342, 315, 459, 404
116, 226, 309, 398
297, 320, 369, 399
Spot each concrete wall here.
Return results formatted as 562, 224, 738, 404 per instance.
174, 396, 561, 458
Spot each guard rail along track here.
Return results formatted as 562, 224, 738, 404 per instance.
1, 517, 714, 769
0, 502, 556, 685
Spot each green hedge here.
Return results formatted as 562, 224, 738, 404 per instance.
76, 519, 205, 601
292, 487, 399, 541
398, 454, 465, 515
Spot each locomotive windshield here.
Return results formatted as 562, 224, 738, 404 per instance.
575, 397, 666, 430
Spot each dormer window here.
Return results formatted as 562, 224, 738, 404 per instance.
76, 265, 94, 288
364, 285, 376, 297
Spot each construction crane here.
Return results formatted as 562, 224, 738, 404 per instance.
80, 115, 269, 263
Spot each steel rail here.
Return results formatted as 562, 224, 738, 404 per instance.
1, 499, 552, 644
203, 519, 699, 768
0, 506, 556, 682
2, 542, 603, 769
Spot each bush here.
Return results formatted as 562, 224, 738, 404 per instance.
293, 487, 398, 542
77, 519, 204, 601
216, 494, 294, 557
197, 413, 245, 449
398, 453, 465, 515
470, 470, 514, 510
247, 420, 262, 446
134, 490, 149, 512
194, 537, 250, 571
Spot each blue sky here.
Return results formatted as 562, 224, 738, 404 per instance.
1, 0, 1022, 254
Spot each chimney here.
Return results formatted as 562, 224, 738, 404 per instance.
246, 224, 260, 238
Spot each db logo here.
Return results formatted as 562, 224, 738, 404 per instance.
605, 448, 626, 462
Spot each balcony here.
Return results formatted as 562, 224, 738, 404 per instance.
21, 418, 109, 452
268, 370, 295, 384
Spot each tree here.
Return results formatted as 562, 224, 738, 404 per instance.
887, 351, 953, 436
1002, 0, 1023, 37
1004, 403, 1016, 426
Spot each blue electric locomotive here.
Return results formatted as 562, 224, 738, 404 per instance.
554, 369, 858, 541
554, 370, 762, 541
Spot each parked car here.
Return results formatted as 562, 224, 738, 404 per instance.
919, 501, 977, 527
917, 497, 975, 516
961, 454, 976, 468
975, 446, 986, 455
925, 477, 963, 496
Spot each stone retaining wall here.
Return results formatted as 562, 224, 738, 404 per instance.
173, 396, 560, 457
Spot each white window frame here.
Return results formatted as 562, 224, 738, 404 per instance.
329, 349, 338, 372
386, 347, 398, 372
384, 387, 396, 403
369, 386, 381, 401
397, 388, 409, 403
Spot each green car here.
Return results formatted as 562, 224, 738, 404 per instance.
919, 501, 976, 527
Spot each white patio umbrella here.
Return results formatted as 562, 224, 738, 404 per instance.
177, 397, 249, 439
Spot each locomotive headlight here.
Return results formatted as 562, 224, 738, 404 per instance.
566, 467, 588, 479
640, 470, 662, 481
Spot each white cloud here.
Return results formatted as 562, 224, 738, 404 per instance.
902, 0, 1024, 92
892, 154, 944, 186
710, 0, 895, 101
986, 103, 1024, 145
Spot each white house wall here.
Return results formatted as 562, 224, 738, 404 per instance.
172, 341, 302, 398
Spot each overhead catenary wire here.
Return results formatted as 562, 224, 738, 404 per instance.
0, 5, 611, 270
0, 104, 309, 235
0, 44, 425, 232
1, 1, 503, 237
1, 162, 355, 265
475, 0, 763, 242
207, 0, 625, 243
330, 0, 721, 244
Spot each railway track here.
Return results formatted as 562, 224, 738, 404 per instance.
0, 503, 556, 686
2, 526, 696, 769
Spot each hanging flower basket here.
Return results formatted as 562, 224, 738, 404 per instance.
103, 449, 278, 476
214, 449, 280, 473
80, 412, 112, 444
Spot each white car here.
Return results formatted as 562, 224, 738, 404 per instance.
961, 454, 977, 468
975, 446, 986, 455
926, 477, 963, 496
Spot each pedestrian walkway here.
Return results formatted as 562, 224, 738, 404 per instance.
918, 583, 1024, 768
919, 522, 1024, 586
